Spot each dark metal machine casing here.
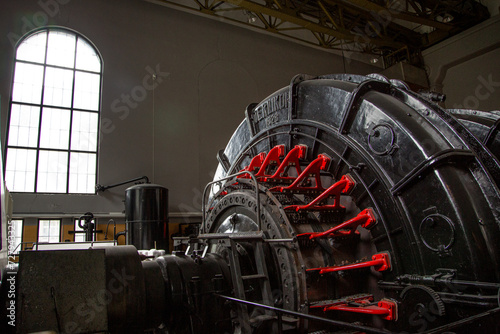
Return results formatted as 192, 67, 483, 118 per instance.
3, 74, 500, 334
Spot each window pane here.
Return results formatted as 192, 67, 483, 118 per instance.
8, 104, 40, 147
39, 236, 49, 243
37, 150, 68, 193
16, 31, 47, 63
14, 220, 23, 239
43, 67, 74, 107
46, 31, 76, 68
39, 107, 71, 149
39, 220, 49, 241
5, 148, 37, 192
49, 236, 60, 243
12, 62, 44, 104
69, 153, 96, 194
74, 72, 100, 111
50, 224, 59, 235
71, 111, 98, 151
74, 219, 86, 242
41, 222, 49, 235
39, 220, 60, 243
76, 38, 101, 72
9, 220, 24, 254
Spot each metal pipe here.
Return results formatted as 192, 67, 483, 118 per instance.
115, 231, 126, 242
264, 238, 295, 243
104, 219, 115, 240
96, 176, 149, 192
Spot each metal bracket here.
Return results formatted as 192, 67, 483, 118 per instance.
217, 150, 231, 173
254, 145, 285, 177
237, 152, 266, 179
264, 145, 308, 182
270, 154, 331, 193
288, 74, 314, 121
391, 149, 475, 195
284, 174, 355, 211
322, 297, 397, 321
339, 80, 391, 135
245, 103, 258, 137
298, 208, 375, 238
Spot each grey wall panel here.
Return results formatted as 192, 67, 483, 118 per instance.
0, 0, 378, 215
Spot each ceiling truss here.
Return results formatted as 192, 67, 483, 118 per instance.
146, 0, 490, 67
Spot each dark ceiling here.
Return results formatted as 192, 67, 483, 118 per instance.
147, 0, 490, 67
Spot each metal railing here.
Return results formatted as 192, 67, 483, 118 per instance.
201, 170, 262, 234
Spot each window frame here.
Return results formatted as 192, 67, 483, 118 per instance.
37, 219, 62, 243
4, 26, 103, 194
73, 218, 94, 242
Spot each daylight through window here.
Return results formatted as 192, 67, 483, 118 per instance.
73, 218, 93, 242
5, 28, 101, 194
9, 219, 23, 254
38, 219, 61, 243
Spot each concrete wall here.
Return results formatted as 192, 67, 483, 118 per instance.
423, 15, 500, 111
0, 0, 377, 218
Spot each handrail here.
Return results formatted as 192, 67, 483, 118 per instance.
201, 171, 261, 234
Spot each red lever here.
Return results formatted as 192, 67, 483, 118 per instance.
270, 154, 331, 193
254, 145, 285, 177
237, 152, 266, 179
307, 252, 391, 274
284, 174, 355, 211
324, 298, 397, 321
297, 208, 376, 239
264, 145, 307, 182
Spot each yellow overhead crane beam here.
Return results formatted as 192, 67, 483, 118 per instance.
146, 0, 488, 61
150, 0, 406, 49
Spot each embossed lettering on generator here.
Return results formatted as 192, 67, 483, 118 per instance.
251, 92, 289, 128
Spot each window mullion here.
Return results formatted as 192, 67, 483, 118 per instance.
16, 60, 100, 75
67, 37, 79, 194
34, 29, 50, 193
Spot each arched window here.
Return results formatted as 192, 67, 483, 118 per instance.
5, 28, 102, 194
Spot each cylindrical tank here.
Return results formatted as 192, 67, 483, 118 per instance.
125, 184, 169, 251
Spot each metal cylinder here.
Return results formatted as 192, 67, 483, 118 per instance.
125, 184, 169, 251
